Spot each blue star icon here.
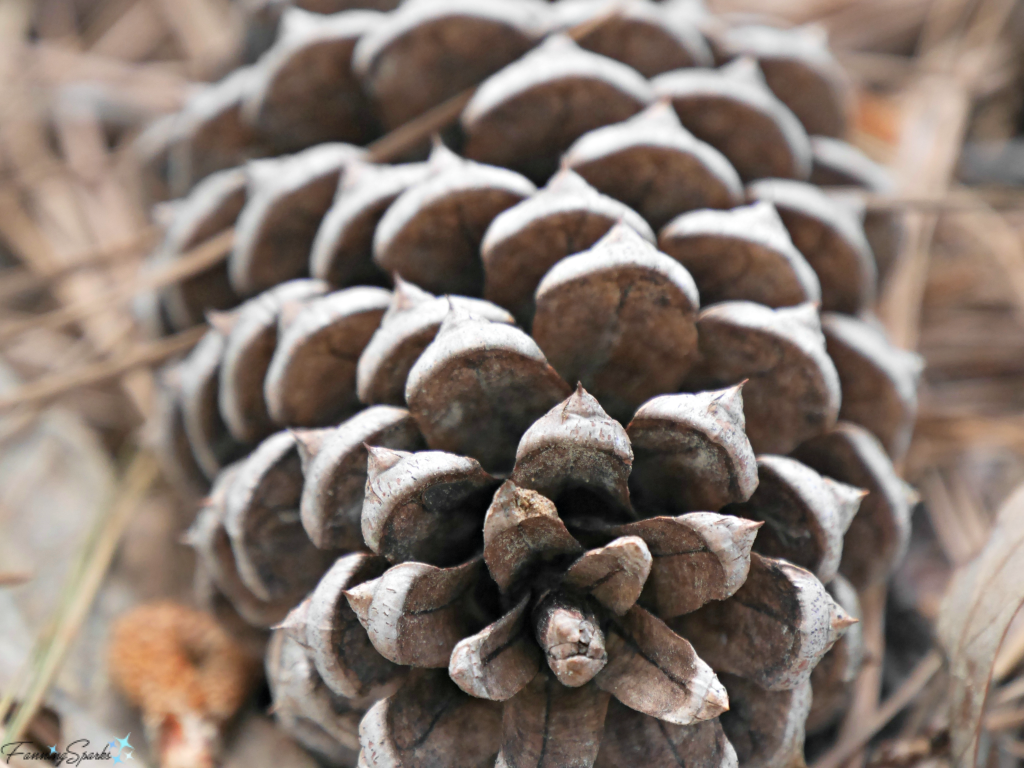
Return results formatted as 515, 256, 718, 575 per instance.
113, 757, 122, 765
49, 746, 57, 755
117, 735, 133, 752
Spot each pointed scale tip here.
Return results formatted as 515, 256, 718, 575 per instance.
732, 518, 764, 548
778, 302, 822, 334
560, 383, 607, 421
274, 600, 310, 634
830, 479, 869, 505
721, 55, 764, 85
391, 275, 433, 312
343, 579, 377, 627
699, 677, 730, 720
546, 166, 591, 193
596, 219, 648, 250
428, 139, 462, 169
290, 428, 327, 464
206, 309, 236, 337
436, 303, 480, 337
365, 444, 407, 479
903, 482, 922, 507
709, 383, 746, 422
832, 614, 860, 631
635, 99, 683, 129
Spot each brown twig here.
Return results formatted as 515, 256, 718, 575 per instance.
837, 582, 889, 768
0, 228, 233, 347
365, 89, 476, 164
852, 189, 1024, 212
0, 325, 205, 413
811, 651, 944, 768
0, 225, 159, 302
0, 570, 32, 587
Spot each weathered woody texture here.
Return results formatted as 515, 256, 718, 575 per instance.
145, 1, 923, 766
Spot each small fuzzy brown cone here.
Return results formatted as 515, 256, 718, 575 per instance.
373, 143, 535, 296
533, 590, 609, 687
718, 674, 812, 768
187, 467, 294, 627
596, 605, 728, 724
362, 446, 498, 565
219, 279, 327, 444
483, 481, 583, 594
603, 512, 761, 619
229, 145, 364, 296
821, 313, 923, 461
406, 309, 572, 472
685, 301, 840, 455
223, 430, 337, 603
564, 101, 742, 230
652, 57, 811, 182
495, 673, 611, 768
481, 168, 654, 327
266, 628, 363, 766
723, 455, 864, 583
806, 574, 864, 733
554, 0, 712, 77
179, 329, 248, 481
303, 553, 406, 700
511, 385, 634, 521
264, 287, 391, 427
298, 405, 425, 550
346, 558, 485, 667
356, 283, 514, 406
747, 178, 876, 314
626, 386, 758, 515
352, 0, 543, 130
154, 167, 245, 330
532, 224, 700, 422
563, 536, 652, 616
359, 669, 502, 768
658, 201, 821, 308
792, 422, 912, 590
672, 554, 855, 691
462, 35, 654, 182
109, 602, 256, 768
719, 24, 851, 138
450, 595, 541, 701
243, 8, 382, 152
810, 136, 903, 282
311, 162, 430, 287
594, 698, 738, 768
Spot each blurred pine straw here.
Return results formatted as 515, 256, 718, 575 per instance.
1, 0, 1024, 763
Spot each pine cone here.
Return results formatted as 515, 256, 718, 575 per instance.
139, 4, 925, 766
178, 275, 908, 766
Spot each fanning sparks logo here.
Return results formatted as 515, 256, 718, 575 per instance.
1, 733, 133, 765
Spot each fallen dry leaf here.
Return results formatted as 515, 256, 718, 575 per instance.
937, 483, 1024, 766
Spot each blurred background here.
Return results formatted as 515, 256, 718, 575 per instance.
1, 0, 1024, 765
